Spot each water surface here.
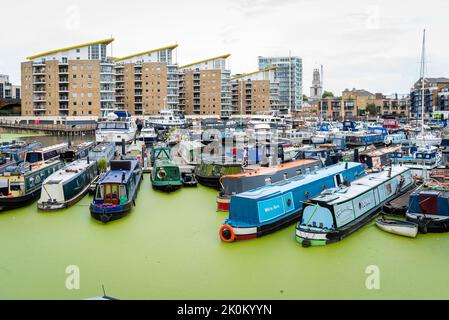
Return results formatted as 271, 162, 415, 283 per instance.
0, 132, 448, 299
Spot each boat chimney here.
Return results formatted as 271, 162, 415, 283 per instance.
388, 166, 392, 178
345, 162, 348, 170
353, 148, 359, 162
122, 172, 126, 183
121, 139, 126, 158
87, 156, 90, 164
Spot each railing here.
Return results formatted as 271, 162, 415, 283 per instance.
0, 120, 96, 132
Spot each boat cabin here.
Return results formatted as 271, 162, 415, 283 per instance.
25, 143, 68, 165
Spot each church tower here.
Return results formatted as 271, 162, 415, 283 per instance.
310, 68, 323, 101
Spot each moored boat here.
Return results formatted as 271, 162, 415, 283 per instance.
219, 162, 366, 242
216, 158, 323, 212
195, 160, 244, 190
151, 159, 183, 192
90, 160, 142, 223
0, 159, 65, 211
296, 165, 414, 247
406, 182, 449, 233
37, 158, 98, 211
95, 111, 138, 144
375, 218, 418, 238
60, 141, 95, 163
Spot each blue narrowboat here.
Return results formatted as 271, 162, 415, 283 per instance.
406, 182, 449, 233
90, 160, 142, 223
346, 127, 388, 146
219, 162, 366, 242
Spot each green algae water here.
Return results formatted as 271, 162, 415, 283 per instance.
0, 133, 449, 300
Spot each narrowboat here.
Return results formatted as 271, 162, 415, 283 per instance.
178, 141, 204, 165
346, 127, 388, 146
151, 159, 183, 192
0, 159, 65, 211
296, 165, 413, 247
60, 141, 95, 163
216, 158, 323, 212
0, 141, 43, 172
359, 146, 401, 171
295, 145, 345, 167
406, 182, 449, 233
37, 158, 98, 211
219, 162, 366, 242
195, 159, 244, 190
90, 160, 143, 223
25, 143, 68, 166
87, 143, 116, 163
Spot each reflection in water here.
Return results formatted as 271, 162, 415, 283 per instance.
20, 134, 96, 147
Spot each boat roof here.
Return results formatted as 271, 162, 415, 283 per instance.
223, 159, 320, 179
43, 159, 95, 185
236, 162, 364, 200
313, 166, 410, 206
99, 160, 138, 184
154, 159, 179, 168
361, 146, 401, 157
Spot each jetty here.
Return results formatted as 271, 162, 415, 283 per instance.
0, 119, 96, 136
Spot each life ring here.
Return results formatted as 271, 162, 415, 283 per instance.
219, 225, 235, 242
157, 168, 166, 180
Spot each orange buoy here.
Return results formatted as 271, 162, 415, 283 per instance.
219, 225, 236, 242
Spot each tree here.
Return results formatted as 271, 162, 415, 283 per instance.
366, 103, 377, 116
322, 91, 334, 98
303, 95, 308, 102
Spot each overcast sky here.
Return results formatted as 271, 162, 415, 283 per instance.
1, 0, 448, 95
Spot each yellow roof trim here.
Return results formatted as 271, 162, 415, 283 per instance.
232, 66, 278, 80
178, 54, 231, 69
114, 44, 179, 62
26, 38, 115, 60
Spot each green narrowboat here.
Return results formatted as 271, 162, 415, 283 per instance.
151, 160, 182, 192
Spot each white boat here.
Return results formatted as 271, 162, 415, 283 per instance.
375, 218, 418, 238
37, 159, 98, 211
391, 145, 441, 179
138, 122, 158, 144
95, 112, 138, 144
414, 132, 442, 147
146, 110, 186, 130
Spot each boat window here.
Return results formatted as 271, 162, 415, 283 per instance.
26, 152, 42, 164
0, 180, 9, 196
10, 182, 22, 191
104, 184, 119, 204
119, 185, 127, 201
44, 150, 58, 161
95, 185, 104, 200
97, 123, 107, 129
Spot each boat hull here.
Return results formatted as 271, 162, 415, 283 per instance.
375, 218, 418, 238
406, 212, 449, 233
195, 174, 221, 190
90, 202, 133, 223
38, 180, 94, 211
220, 211, 302, 242
216, 196, 230, 212
0, 188, 41, 211
151, 182, 182, 192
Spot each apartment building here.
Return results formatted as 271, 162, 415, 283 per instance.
321, 89, 410, 121
231, 67, 279, 115
21, 38, 115, 117
0, 75, 20, 99
410, 77, 449, 119
114, 45, 179, 116
178, 54, 232, 117
258, 56, 303, 113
